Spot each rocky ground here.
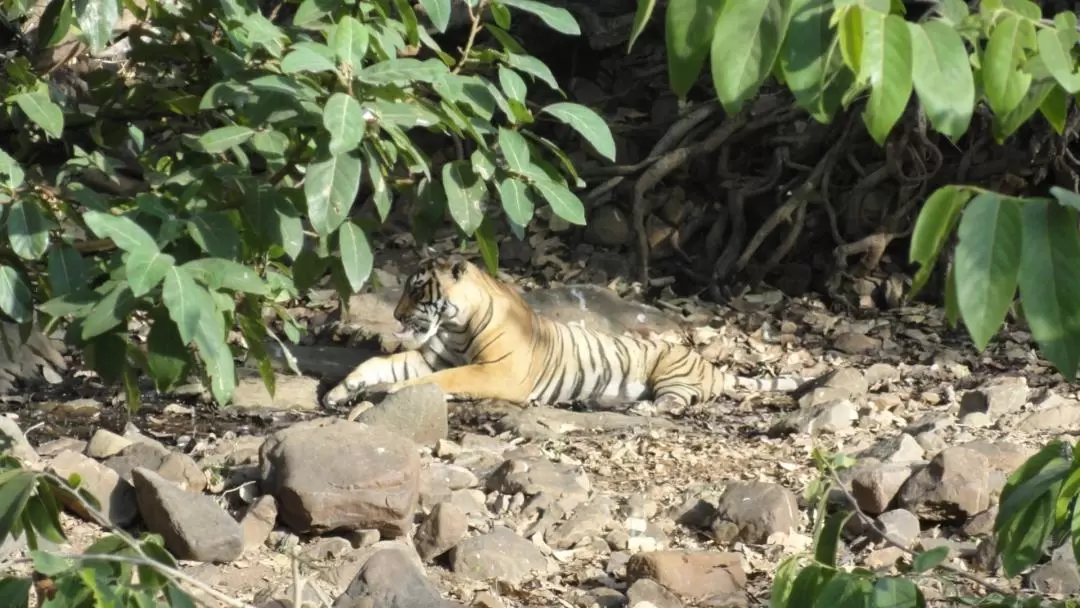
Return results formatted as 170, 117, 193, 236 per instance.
3, 245, 1080, 607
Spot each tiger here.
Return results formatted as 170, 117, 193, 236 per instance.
322, 257, 808, 410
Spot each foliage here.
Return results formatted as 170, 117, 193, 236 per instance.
0, 0, 613, 408
0, 450, 199, 607
770, 444, 1080, 608
632, 0, 1080, 381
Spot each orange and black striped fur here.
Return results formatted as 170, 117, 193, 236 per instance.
322, 258, 806, 409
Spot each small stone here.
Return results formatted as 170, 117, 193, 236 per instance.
335, 546, 456, 608
865, 547, 906, 570
627, 578, 682, 608
415, 502, 468, 562
897, 446, 991, 522
302, 537, 353, 561
874, 509, 920, 548
0, 417, 38, 466
86, 429, 134, 459
450, 527, 549, 583
850, 463, 915, 515
104, 443, 206, 493
547, 498, 615, 549
240, 495, 278, 553
832, 333, 881, 354
710, 482, 798, 544
231, 374, 321, 410
626, 551, 745, 601
958, 377, 1028, 420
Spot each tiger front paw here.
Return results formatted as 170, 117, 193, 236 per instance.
322, 377, 370, 408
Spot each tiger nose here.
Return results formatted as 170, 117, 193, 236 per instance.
393, 301, 407, 322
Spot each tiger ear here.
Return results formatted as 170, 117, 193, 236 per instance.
450, 259, 467, 280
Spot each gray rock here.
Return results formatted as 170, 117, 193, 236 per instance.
897, 446, 991, 522
627, 578, 683, 608
1017, 395, 1080, 432
333, 547, 461, 608
231, 373, 321, 410
259, 418, 420, 537
355, 384, 448, 446
772, 400, 858, 435
496, 406, 676, 440
547, 497, 615, 549
86, 429, 133, 459
47, 450, 137, 527
710, 482, 799, 544
414, 502, 468, 562
850, 462, 916, 515
959, 377, 1029, 420
240, 495, 278, 553
487, 455, 591, 513
874, 509, 920, 548
131, 467, 244, 562
1026, 543, 1080, 594
450, 527, 549, 583
104, 442, 206, 493
0, 417, 38, 466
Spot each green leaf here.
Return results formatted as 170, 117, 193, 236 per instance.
907, 185, 974, 298
872, 577, 922, 608
181, 259, 268, 295
146, 306, 190, 392
46, 246, 86, 298
1016, 201, 1080, 381
418, 0, 451, 32
983, 14, 1033, 118
500, 0, 580, 35
665, 0, 723, 99
0, 267, 32, 324
498, 127, 532, 173
912, 546, 950, 573
0, 577, 32, 608
73, 0, 120, 53
81, 282, 135, 340
768, 554, 800, 608
330, 16, 370, 69
281, 45, 337, 73
814, 573, 872, 607
83, 210, 158, 253
814, 511, 851, 568
475, 217, 499, 275
1071, 494, 1080, 572
497, 178, 534, 228
0, 471, 36, 545
539, 102, 616, 163
186, 212, 241, 259
355, 58, 447, 85
29, 550, 72, 577
37, 0, 74, 49
709, 0, 791, 115
293, 0, 339, 26
628, 0, 657, 52
323, 93, 367, 155
1040, 84, 1069, 135
859, 12, 912, 145
338, 221, 373, 293
442, 160, 485, 236
999, 487, 1058, 578
503, 53, 561, 91
0, 149, 25, 190
908, 19, 975, 141
197, 126, 255, 154
11, 90, 64, 139
953, 193, 1023, 351
1038, 19, 1080, 94
305, 152, 363, 237
498, 66, 528, 102
530, 177, 586, 225
125, 249, 175, 297
161, 266, 218, 346
780, 0, 850, 123
8, 201, 50, 261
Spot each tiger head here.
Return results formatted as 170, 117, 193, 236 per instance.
392, 257, 474, 346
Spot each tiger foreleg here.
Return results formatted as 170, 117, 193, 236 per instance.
322, 351, 435, 407
385, 364, 529, 403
